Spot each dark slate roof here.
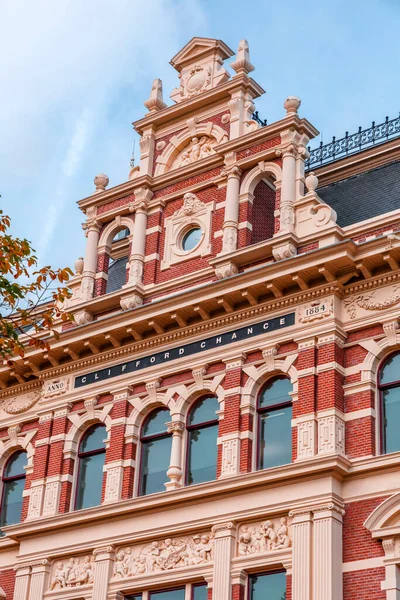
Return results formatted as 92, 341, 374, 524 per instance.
106, 257, 128, 294
317, 160, 400, 227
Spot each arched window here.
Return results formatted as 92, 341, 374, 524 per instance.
257, 377, 292, 470
139, 408, 171, 496
186, 396, 219, 485
75, 425, 106, 510
379, 353, 400, 454
0, 451, 26, 528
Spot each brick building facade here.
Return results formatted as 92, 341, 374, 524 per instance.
1, 37, 400, 600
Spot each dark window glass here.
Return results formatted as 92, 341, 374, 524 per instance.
257, 378, 292, 470
140, 409, 171, 496
249, 572, 286, 600
0, 451, 26, 529
113, 228, 130, 242
106, 256, 128, 294
125, 596, 142, 600
379, 353, 400, 454
75, 425, 106, 510
187, 396, 218, 485
150, 588, 185, 599
193, 584, 208, 600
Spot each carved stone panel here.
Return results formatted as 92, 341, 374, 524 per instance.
0, 390, 41, 415
113, 532, 213, 579
220, 438, 240, 477
344, 284, 400, 320
171, 136, 217, 169
237, 516, 292, 556
297, 299, 333, 324
42, 377, 70, 399
49, 555, 95, 589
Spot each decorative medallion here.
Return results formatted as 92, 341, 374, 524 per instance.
181, 65, 211, 98
1, 391, 41, 415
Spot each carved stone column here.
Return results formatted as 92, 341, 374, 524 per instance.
165, 420, 185, 491
81, 219, 101, 301
312, 502, 344, 600
279, 136, 297, 234
13, 566, 31, 600
289, 509, 312, 600
211, 522, 236, 600
221, 161, 242, 255
28, 560, 50, 600
121, 188, 153, 311
381, 547, 400, 600
92, 546, 115, 600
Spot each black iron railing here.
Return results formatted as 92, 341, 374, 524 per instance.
306, 114, 400, 169
252, 111, 268, 127
252, 110, 400, 170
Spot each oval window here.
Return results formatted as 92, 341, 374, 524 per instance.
182, 227, 202, 252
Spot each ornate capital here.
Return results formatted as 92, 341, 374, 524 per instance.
221, 165, 242, 180
166, 421, 185, 434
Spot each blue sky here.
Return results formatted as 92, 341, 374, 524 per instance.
1, 0, 399, 272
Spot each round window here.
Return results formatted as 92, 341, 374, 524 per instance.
181, 227, 202, 252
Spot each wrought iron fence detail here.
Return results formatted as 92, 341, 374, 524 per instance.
306, 113, 400, 169
252, 111, 268, 127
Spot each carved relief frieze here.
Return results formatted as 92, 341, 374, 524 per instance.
344, 285, 400, 320
171, 135, 217, 169
113, 532, 213, 579
237, 516, 292, 556
0, 390, 41, 415
49, 555, 95, 589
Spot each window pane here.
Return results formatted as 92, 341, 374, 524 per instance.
380, 353, 400, 384
193, 584, 208, 600
182, 227, 202, 251
383, 387, 400, 453
76, 452, 105, 509
250, 572, 286, 600
0, 478, 25, 526
189, 396, 219, 426
259, 378, 291, 408
80, 426, 106, 453
140, 436, 171, 496
187, 424, 218, 485
259, 406, 292, 469
125, 596, 142, 600
150, 588, 185, 600
143, 409, 169, 437
4, 451, 26, 478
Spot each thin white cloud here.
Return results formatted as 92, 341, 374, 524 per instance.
0, 0, 208, 267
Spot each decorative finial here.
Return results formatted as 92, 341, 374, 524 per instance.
94, 173, 109, 193
74, 257, 84, 275
231, 39, 254, 75
305, 172, 319, 192
144, 78, 168, 112
284, 96, 301, 116
130, 140, 136, 169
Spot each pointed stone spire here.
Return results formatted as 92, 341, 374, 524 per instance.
144, 78, 168, 112
230, 39, 254, 75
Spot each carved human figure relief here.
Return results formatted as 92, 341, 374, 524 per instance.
113, 532, 214, 579
237, 516, 292, 556
49, 555, 94, 589
173, 136, 217, 168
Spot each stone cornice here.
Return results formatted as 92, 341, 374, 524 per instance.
2, 454, 350, 542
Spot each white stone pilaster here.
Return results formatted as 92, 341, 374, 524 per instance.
289, 509, 312, 600
104, 462, 123, 503
28, 560, 50, 600
313, 503, 344, 600
219, 433, 240, 478
382, 563, 400, 599
92, 545, 115, 600
317, 409, 345, 457
13, 566, 30, 600
211, 522, 236, 600
295, 413, 317, 461
42, 477, 62, 516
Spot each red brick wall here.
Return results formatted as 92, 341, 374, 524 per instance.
0, 569, 15, 599
250, 181, 275, 244
343, 497, 387, 562
343, 567, 385, 600
231, 583, 245, 600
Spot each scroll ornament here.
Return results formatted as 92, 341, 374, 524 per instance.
344, 287, 400, 319
113, 533, 213, 579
